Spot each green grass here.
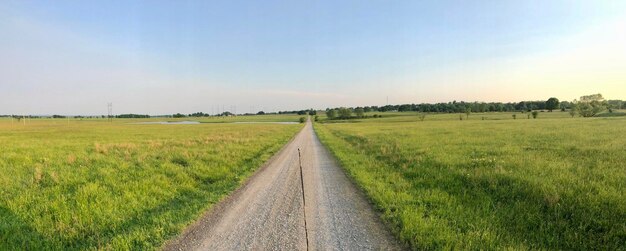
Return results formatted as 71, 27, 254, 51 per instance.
314, 113, 626, 250
0, 119, 301, 250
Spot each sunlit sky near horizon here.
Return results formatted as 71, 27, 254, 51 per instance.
1, 0, 625, 115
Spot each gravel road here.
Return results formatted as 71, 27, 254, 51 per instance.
163, 119, 402, 250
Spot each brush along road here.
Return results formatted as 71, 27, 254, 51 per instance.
164, 119, 401, 250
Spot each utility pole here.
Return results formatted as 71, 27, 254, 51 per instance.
107, 103, 113, 122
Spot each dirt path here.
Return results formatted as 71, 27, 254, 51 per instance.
163, 120, 401, 250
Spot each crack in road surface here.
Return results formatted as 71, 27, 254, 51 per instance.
164, 120, 402, 250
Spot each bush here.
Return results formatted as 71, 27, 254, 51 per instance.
355, 108, 365, 118
299, 117, 306, 123
577, 101, 606, 117
338, 107, 352, 119
532, 111, 539, 119
314, 115, 319, 122
326, 109, 337, 119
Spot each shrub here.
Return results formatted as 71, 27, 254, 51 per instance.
326, 109, 337, 119
532, 111, 539, 119
299, 117, 306, 123
338, 107, 352, 119
355, 108, 365, 118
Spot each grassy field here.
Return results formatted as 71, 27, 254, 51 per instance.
315, 112, 625, 250
0, 118, 301, 250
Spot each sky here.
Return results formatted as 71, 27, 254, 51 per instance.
1, 0, 625, 115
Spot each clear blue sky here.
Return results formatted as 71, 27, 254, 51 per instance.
1, 0, 625, 115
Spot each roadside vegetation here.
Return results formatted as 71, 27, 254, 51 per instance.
0, 120, 301, 250
314, 112, 626, 249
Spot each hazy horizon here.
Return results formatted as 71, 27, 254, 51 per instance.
2, 1, 626, 115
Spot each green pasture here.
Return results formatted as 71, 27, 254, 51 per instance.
0, 120, 301, 250
315, 112, 626, 250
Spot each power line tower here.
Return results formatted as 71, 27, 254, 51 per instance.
107, 102, 113, 122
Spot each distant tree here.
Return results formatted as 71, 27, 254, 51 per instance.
512, 114, 516, 120
580, 93, 604, 103
326, 109, 337, 119
257, 111, 265, 115
531, 111, 539, 119
577, 102, 606, 117
173, 113, 186, 118
355, 108, 365, 118
190, 112, 209, 117
117, 114, 150, 118
465, 107, 471, 119
569, 103, 578, 118
338, 107, 352, 119
546, 97, 560, 112
576, 94, 608, 117
308, 110, 317, 116
608, 100, 623, 111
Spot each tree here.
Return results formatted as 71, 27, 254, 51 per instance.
465, 107, 471, 119
546, 97, 560, 112
338, 107, 352, 119
569, 103, 577, 118
531, 111, 539, 119
308, 110, 317, 116
576, 94, 608, 117
577, 101, 606, 117
326, 109, 337, 119
299, 117, 306, 123
173, 113, 186, 118
257, 111, 265, 115
355, 108, 365, 118
580, 93, 604, 102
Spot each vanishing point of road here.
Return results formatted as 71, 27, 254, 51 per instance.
164, 119, 402, 250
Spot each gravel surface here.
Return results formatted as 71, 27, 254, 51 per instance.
163, 120, 402, 250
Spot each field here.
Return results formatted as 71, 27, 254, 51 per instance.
314, 111, 626, 250
0, 118, 301, 250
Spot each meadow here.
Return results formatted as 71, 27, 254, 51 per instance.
0, 117, 301, 250
314, 111, 626, 250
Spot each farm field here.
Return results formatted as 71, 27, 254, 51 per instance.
314, 112, 626, 250
0, 119, 302, 250
0, 113, 304, 124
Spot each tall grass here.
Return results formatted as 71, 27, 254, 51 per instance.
0, 121, 301, 250
315, 114, 625, 250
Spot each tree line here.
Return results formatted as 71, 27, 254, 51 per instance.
322, 94, 625, 120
